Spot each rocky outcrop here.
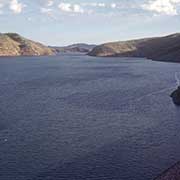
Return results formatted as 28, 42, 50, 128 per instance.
0, 33, 55, 56
88, 33, 180, 62
170, 86, 180, 105
155, 162, 180, 180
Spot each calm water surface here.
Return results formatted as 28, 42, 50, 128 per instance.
0, 54, 180, 180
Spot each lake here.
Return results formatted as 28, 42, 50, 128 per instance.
0, 54, 180, 180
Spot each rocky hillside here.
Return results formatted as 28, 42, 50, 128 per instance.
51, 43, 96, 53
88, 33, 180, 62
0, 33, 55, 56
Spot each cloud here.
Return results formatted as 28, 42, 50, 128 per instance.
142, 0, 180, 15
40, 7, 52, 14
40, 7, 57, 19
46, 0, 53, 7
9, 0, 25, 14
111, 3, 117, 9
0, 0, 6, 14
0, 0, 5, 13
73, 4, 84, 13
27, 17, 32, 21
0, 3, 3, 8
93, 3, 106, 7
82, 3, 106, 8
58, 3, 84, 13
81, 2, 119, 10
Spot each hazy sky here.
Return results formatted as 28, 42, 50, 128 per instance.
0, 0, 180, 45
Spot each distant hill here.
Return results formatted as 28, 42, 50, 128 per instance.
0, 33, 55, 56
88, 33, 180, 62
51, 43, 96, 53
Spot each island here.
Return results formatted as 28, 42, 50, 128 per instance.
171, 86, 180, 105
155, 162, 180, 180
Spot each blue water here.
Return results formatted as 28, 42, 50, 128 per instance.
0, 54, 180, 180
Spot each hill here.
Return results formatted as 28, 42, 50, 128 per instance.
88, 33, 180, 62
0, 33, 55, 56
51, 43, 96, 53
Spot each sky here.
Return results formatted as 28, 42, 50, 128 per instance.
0, 0, 180, 46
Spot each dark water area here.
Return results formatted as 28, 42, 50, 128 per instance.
0, 54, 180, 180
